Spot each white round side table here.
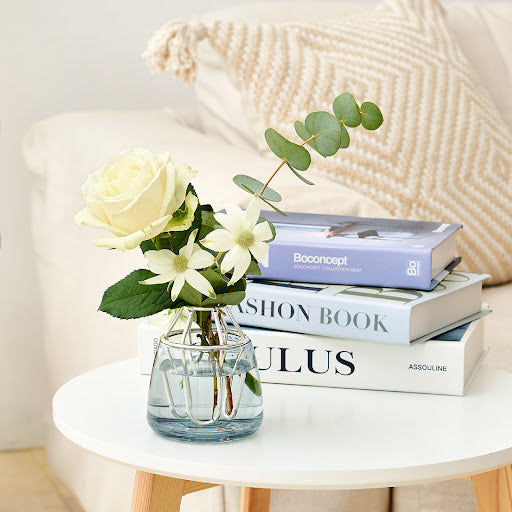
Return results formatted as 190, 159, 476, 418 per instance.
53, 360, 512, 512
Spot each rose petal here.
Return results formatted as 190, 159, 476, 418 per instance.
74, 207, 128, 236
93, 214, 172, 250
165, 193, 198, 233
111, 164, 169, 232
160, 163, 197, 217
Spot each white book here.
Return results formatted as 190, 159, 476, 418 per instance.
247, 318, 486, 396
138, 316, 487, 396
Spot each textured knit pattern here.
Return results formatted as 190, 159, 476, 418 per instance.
146, 0, 512, 284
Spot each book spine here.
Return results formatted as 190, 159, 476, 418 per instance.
256, 242, 433, 290
232, 282, 412, 344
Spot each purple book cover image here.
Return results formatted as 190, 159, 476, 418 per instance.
253, 211, 462, 290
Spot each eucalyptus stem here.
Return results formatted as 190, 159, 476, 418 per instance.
259, 135, 316, 195
259, 160, 286, 195
226, 376, 234, 415
300, 135, 316, 146
207, 313, 219, 411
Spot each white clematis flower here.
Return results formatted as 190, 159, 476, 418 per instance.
201, 197, 273, 284
141, 231, 215, 301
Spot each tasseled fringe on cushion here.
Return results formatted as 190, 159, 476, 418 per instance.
143, 20, 208, 84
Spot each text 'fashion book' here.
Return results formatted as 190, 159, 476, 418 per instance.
233, 271, 489, 345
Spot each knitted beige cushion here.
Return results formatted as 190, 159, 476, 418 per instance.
145, 0, 512, 284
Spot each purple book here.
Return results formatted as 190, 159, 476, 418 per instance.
254, 212, 462, 290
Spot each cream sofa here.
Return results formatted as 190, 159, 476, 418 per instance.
23, 2, 512, 511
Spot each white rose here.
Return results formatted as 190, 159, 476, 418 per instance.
74, 148, 198, 250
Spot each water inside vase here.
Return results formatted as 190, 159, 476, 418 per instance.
147, 350, 263, 442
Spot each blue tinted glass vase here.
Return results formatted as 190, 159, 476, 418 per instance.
147, 306, 263, 442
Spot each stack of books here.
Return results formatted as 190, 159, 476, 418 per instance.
139, 213, 491, 396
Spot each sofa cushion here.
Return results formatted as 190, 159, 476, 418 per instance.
145, 0, 512, 285
194, 1, 512, 147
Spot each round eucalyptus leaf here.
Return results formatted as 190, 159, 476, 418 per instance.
286, 163, 314, 185
333, 93, 361, 127
258, 195, 287, 216
360, 102, 384, 130
264, 128, 311, 170
294, 120, 312, 143
304, 111, 342, 157
233, 174, 282, 202
261, 218, 277, 241
294, 121, 322, 154
340, 124, 350, 149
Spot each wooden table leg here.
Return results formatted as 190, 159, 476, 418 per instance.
472, 466, 512, 512
131, 471, 185, 512
240, 487, 271, 512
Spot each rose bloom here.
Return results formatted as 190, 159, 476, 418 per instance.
74, 148, 197, 250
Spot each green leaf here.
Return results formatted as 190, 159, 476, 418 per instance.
165, 196, 204, 250
340, 124, 350, 149
198, 209, 218, 239
201, 208, 216, 226
178, 280, 204, 307
264, 129, 311, 170
287, 162, 314, 185
304, 111, 342, 157
99, 269, 174, 319
200, 272, 247, 306
360, 102, 384, 130
333, 93, 361, 127
233, 174, 282, 202
259, 195, 287, 216
294, 120, 310, 140
178, 267, 247, 307
202, 290, 246, 306
247, 259, 262, 276
295, 116, 342, 158
294, 120, 324, 156
257, 216, 276, 242
201, 268, 230, 292
140, 238, 159, 253
245, 373, 262, 396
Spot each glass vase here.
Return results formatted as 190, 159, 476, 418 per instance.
147, 306, 263, 442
